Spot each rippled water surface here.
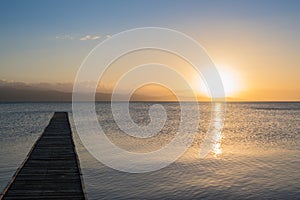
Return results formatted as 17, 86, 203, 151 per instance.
0, 102, 299, 199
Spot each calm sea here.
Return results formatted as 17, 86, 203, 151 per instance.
0, 102, 299, 199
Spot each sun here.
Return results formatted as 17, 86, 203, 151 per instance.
217, 66, 239, 96
195, 64, 241, 98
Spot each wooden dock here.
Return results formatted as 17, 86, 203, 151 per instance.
1, 112, 87, 200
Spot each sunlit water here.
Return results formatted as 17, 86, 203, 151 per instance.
0, 102, 299, 199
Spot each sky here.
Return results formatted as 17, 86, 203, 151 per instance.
0, 0, 300, 101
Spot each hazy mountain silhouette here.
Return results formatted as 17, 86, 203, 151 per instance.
0, 86, 184, 102
1, 80, 238, 102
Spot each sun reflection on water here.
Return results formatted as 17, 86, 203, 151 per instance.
212, 104, 223, 157
212, 141, 222, 157
199, 103, 225, 158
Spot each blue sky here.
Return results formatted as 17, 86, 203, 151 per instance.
0, 0, 299, 100
1, 0, 299, 35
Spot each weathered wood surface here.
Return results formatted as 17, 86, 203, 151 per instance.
1, 112, 87, 200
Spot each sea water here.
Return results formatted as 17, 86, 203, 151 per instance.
0, 102, 299, 199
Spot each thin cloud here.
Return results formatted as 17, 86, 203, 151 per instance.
80, 35, 101, 41
92, 35, 100, 40
80, 35, 91, 41
55, 34, 110, 41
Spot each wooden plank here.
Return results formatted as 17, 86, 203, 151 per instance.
1, 112, 87, 200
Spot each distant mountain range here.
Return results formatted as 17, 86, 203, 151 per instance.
0, 80, 244, 102
0, 85, 183, 102
0, 86, 72, 102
